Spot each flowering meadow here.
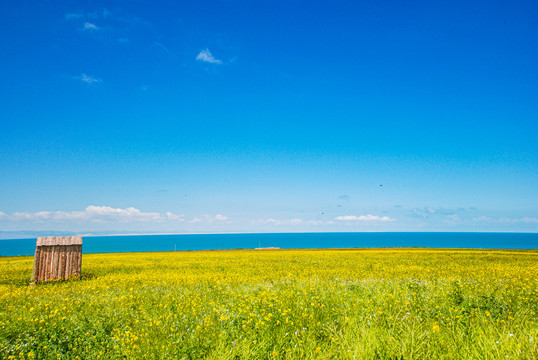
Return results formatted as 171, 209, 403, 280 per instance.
1, 248, 537, 359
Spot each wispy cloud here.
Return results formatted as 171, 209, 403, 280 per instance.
65, 13, 84, 20
102, 8, 112, 18
166, 212, 184, 221
77, 73, 102, 84
0, 207, 236, 226
410, 207, 467, 219
334, 215, 395, 222
472, 216, 538, 224
445, 214, 461, 224
6, 206, 164, 223
410, 207, 436, 219
256, 218, 304, 225
189, 214, 229, 223
500, 217, 538, 224
65, 9, 112, 21
154, 42, 170, 53
83, 22, 99, 30
66, 8, 148, 32
196, 48, 222, 64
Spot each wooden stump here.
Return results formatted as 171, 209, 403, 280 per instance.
32, 236, 82, 282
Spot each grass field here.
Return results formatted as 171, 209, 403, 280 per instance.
1, 248, 537, 359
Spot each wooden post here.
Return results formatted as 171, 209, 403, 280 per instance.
32, 236, 82, 282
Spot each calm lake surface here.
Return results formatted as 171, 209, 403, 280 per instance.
0, 232, 536, 257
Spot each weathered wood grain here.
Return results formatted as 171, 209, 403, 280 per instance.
32, 237, 83, 282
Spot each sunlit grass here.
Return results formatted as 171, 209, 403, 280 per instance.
1, 248, 537, 359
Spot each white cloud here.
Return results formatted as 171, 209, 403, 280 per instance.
196, 48, 222, 64
189, 214, 229, 223
66, 9, 147, 29
78, 73, 102, 84
0, 211, 7, 219
166, 212, 184, 221
471, 216, 538, 225
499, 217, 538, 224
65, 9, 112, 21
334, 215, 395, 222
257, 218, 303, 225
335, 215, 358, 221
471, 216, 494, 223
11, 211, 82, 221
83, 22, 99, 30
6, 206, 165, 223
519, 217, 538, 224
445, 214, 461, 224
85, 206, 163, 221
410, 207, 437, 219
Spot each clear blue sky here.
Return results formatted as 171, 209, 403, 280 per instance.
1, 0, 537, 235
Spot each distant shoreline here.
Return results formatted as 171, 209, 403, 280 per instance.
2, 230, 537, 242
2, 247, 538, 259
2, 233, 537, 257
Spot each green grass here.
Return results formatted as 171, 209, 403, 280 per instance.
1, 248, 537, 359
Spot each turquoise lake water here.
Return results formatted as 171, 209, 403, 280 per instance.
0, 232, 536, 257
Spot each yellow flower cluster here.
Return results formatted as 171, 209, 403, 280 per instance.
1, 248, 537, 358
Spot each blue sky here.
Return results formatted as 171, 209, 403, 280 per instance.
1, 0, 537, 235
